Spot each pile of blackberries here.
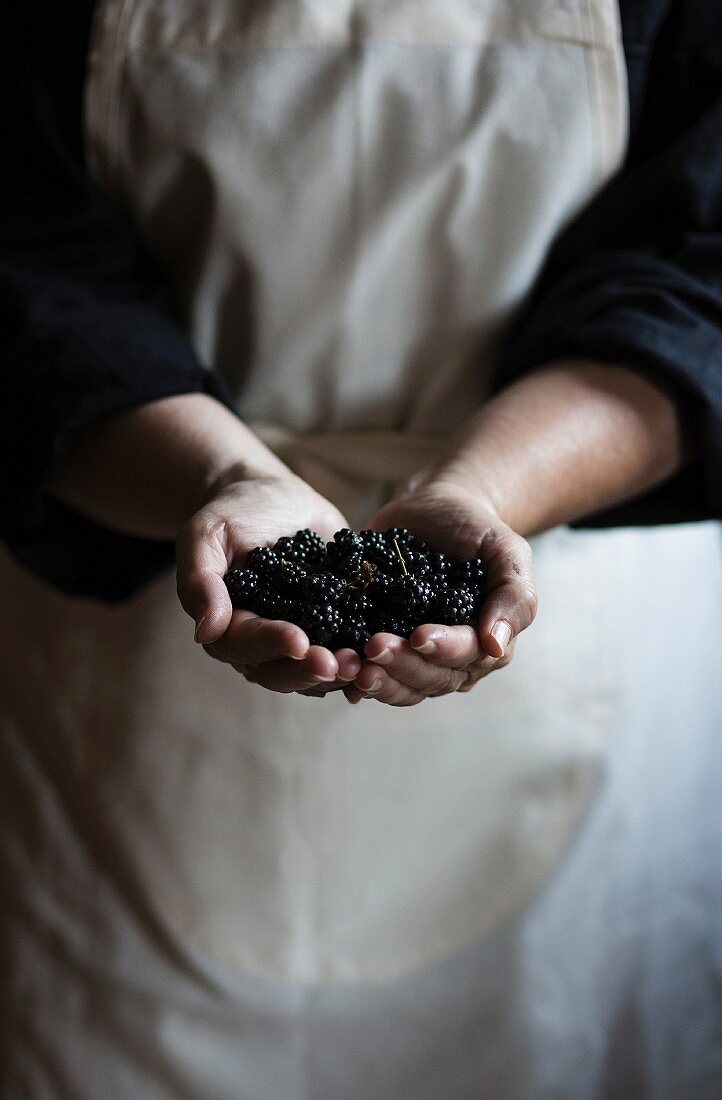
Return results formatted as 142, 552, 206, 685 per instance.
224, 528, 486, 655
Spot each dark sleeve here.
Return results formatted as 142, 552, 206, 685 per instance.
0, 5, 238, 601
495, 0, 722, 527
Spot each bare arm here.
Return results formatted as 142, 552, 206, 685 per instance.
46, 393, 289, 541
429, 359, 696, 537
43, 363, 697, 705
349, 360, 696, 706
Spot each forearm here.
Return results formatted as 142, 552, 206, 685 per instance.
434, 360, 697, 537
46, 393, 289, 540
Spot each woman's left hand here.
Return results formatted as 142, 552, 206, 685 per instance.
343, 472, 538, 706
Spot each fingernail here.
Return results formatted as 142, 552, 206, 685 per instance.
490, 620, 512, 656
365, 678, 382, 694
312, 673, 335, 683
368, 647, 392, 665
194, 616, 206, 642
411, 639, 436, 655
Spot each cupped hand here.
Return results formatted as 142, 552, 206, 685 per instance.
344, 473, 538, 706
176, 473, 362, 692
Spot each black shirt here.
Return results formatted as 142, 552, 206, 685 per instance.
2, 1, 722, 600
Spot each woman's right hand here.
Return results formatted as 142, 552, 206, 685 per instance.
176, 473, 363, 692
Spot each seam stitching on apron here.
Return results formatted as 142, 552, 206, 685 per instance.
92, 35, 615, 61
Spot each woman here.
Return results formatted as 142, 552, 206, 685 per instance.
2, 0, 721, 1096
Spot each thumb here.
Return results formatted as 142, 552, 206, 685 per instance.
176, 519, 233, 644
476, 525, 538, 658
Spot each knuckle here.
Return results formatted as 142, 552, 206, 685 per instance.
426, 667, 455, 695
396, 693, 425, 707
521, 584, 539, 623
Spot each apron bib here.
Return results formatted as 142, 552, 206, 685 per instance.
3, 0, 633, 991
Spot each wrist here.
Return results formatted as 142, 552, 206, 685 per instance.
199, 456, 290, 511
191, 416, 293, 515
423, 460, 503, 519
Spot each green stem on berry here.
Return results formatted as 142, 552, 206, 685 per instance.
393, 538, 409, 576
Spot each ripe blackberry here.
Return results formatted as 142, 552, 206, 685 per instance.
326, 529, 365, 575
284, 529, 327, 569
274, 535, 296, 556
276, 563, 308, 597
368, 574, 402, 606
335, 616, 370, 652
303, 572, 344, 600
428, 551, 452, 577
222, 525, 489, 656
339, 590, 372, 616
359, 529, 385, 548
300, 603, 343, 647
402, 549, 432, 577
362, 543, 397, 573
397, 576, 434, 616
254, 590, 278, 618
386, 526, 413, 546
379, 615, 414, 638
432, 586, 476, 625
268, 595, 297, 621
225, 569, 260, 609
247, 546, 284, 577
452, 557, 485, 585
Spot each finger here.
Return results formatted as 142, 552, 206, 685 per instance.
477, 526, 538, 658
343, 684, 365, 705
407, 624, 482, 669
249, 648, 340, 693
353, 664, 427, 707
464, 639, 517, 686
205, 611, 310, 666
176, 517, 233, 644
334, 648, 363, 681
289, 648, 363, 698
298, 682, 349, 697
364, 635, 467, 695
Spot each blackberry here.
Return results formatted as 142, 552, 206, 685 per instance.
222, 525, 489, 656
276, 563, 308, 597
397, 576, 434, 616
225, 569, 260, 609
284, 529, 327, 569
300, 603, 343, 647
368, 574, 402, 606
268, 595, 297, 621
428, 551, 452, 577
274, 535, 296, 556
326, 530, 365, 576
338, 590, 373, 616
303, 573, 344, 600
402, 549, 432, 577
254, 590, 278, 618
451, 557, 485, 585
335, 615, 370, 652
247, 546, 284, 577
362, 543, 398, 573
431, 585, 476, 625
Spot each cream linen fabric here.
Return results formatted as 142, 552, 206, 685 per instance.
78, 0, 630, 983
4, 1, 722, 1097
85, 0, 629, 523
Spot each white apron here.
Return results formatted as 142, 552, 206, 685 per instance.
3, 1, 722, 1096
